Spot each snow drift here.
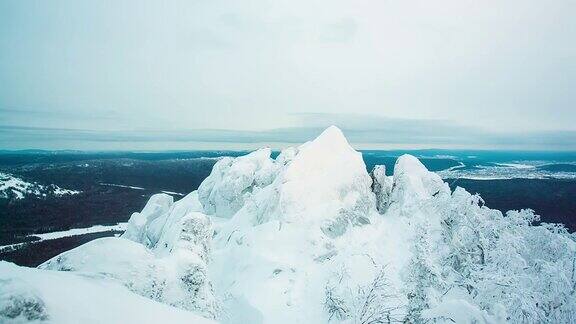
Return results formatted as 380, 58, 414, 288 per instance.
2, 126, 575, 324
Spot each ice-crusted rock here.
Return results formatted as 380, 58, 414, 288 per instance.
201, 126, 376, 234
389, 154, 450, 207
120, 191, 209, 257
276, 126, 375, 226
370, 165, 392, 213
41, 191, 219, 319
198, 148, 277, 218
123, 193, 174, 246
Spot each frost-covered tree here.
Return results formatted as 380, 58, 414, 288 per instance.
421, 187, 576, 323
403, 221, 445, 323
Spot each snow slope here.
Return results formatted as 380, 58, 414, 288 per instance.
2, 126, 575, 324
0, 261, 215, 324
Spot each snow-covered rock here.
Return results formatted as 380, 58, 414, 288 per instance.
0, 261, 215, 324
389, 154, 450, 207
122, 193, 174, 246
203, 126, 382, 323
202, 126, 375, 231
271, 125, 375, 227
3, 126, 576, 324
370, 165, 392, 213
41, 191, 219, 319
198, 148, 278, 218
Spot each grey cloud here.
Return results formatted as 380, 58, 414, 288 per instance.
291, 113, 576, 148
1, 113, 575, 150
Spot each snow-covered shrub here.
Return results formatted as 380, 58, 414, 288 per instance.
0, 279, 49, 323
353, 268, 403, 324
325, 285, 350, 321
325, 266, 403, 324
403, 221, 446, 323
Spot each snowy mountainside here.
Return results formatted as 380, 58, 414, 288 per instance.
0, 172, 80, 200
2, 126, 576, 323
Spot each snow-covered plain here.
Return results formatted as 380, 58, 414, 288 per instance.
161, 190, 186, 196
98, 182, 145, 190
29, 223, 127, 241
0, 224, 128, 253
2, 127, 575, 323
437, 161, 576, 180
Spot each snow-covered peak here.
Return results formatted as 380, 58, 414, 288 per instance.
279, 126, 373, 223
197, 126, 374, 229
300, 125, 351, 152
285, 125, 359, 180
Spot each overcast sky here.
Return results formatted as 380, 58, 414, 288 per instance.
1, 0, 575, 150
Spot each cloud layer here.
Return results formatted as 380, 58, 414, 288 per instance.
1, 0, 575, 150
1, 113, 574, 150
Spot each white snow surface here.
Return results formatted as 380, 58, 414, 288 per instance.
0, 261, 215, 324
0, 172, 80, 200
2, 126, 576, 324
